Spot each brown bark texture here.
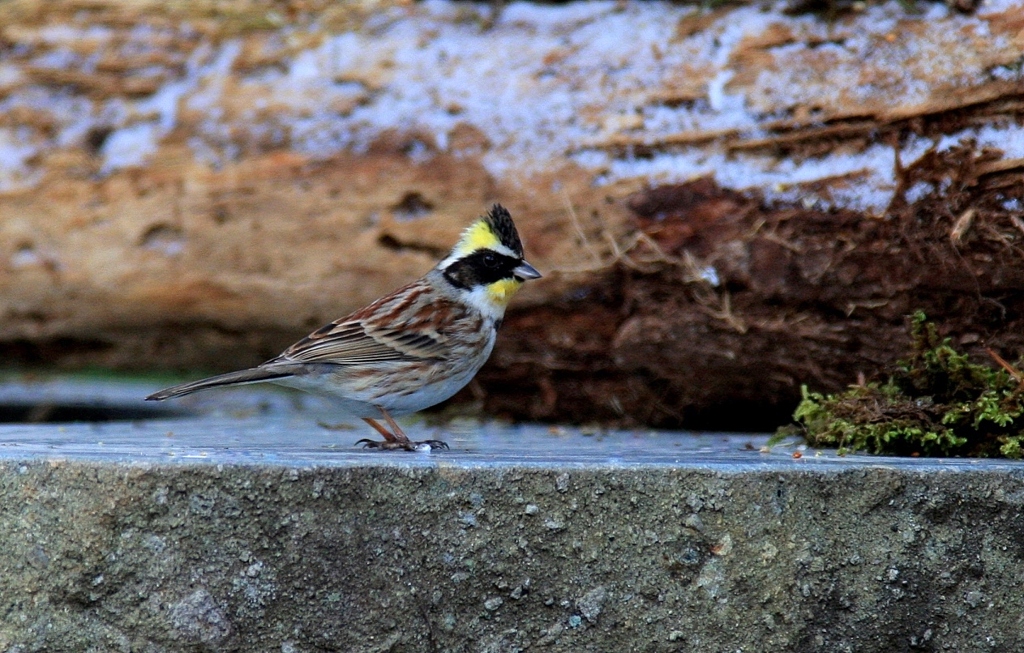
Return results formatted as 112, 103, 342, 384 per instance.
2, 0, 1024, 427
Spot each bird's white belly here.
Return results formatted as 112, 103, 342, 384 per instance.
271, 375, 385, 418
377, 363, 482, 415
271, 334, 494, 419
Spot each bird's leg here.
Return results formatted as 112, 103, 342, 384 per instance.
379, 409, 412, 443
356, 407, 449, 451
361, 417, 398, 442
355, 416, 406, 450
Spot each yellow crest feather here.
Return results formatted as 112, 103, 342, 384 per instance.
454, 219, 501, 256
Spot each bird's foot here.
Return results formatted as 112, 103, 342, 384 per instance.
356, 438, 449, 451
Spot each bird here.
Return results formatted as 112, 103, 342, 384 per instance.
146, 204, 541, 451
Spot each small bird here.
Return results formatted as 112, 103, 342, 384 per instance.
146, 204, 540, 451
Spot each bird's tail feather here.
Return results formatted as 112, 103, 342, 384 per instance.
146, 368, 293, 401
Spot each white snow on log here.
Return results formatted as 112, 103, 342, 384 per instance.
0, 0, 1021, 213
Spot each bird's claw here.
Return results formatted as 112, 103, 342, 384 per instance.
356, 438, 449, 451
418, 440, 450, 450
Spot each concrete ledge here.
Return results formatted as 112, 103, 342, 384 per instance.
1, 380, 1023, 651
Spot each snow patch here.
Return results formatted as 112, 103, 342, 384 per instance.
1, 0, 1019, 213
1001, 197, 1022, 212
904, 181, 935, 204
0, 128, 40, 192
101, 122, 160, 173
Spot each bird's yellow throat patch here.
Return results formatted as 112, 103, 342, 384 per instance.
485, 278, 523, 306
455, 219, 501, 257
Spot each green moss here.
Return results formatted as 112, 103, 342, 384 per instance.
788, 312, 1024, 458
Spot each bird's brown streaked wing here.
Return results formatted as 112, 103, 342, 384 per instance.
277, 321, 450, 365
272, 282, 455, 365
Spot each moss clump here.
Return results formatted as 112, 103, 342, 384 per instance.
789, 312, 1024, 458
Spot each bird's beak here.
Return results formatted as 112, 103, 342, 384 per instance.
513, 260, 542, 281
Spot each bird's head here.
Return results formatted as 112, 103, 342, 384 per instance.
439, 204, 542, 311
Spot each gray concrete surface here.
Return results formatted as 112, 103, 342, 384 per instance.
1, 379, 1023, 652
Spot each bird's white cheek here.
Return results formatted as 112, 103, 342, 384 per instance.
463, 284, 513, 319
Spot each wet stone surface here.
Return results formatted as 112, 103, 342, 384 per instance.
1, 378, 1023, 652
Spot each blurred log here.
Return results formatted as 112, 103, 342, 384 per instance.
2, 0, 1024, 427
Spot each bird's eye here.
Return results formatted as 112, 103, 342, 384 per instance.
482, 252, 499, 268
